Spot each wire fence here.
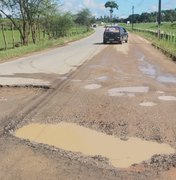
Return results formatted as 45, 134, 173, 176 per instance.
0, 23, 88, 51
133, 28, 176, 44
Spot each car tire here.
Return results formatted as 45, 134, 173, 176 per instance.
103, 40, 106, 44
119, 37, 123, 44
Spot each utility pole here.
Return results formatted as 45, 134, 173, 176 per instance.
158, 0, 161, 38
132, 5, 134, 31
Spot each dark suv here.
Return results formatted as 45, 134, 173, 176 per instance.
103, 26, 128, 44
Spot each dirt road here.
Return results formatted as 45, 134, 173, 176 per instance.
0, 28, 176, 179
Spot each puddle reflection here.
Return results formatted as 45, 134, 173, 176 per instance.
138, 55, 176, 84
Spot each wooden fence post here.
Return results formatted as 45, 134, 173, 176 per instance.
172, 32, 174, 44
11, 23, 15, 48
43, 29, 46, 39
2, 24, 7, 50
20, 24, 23, 46
38, 23, 41, 41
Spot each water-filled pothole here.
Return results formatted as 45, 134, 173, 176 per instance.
157, 76, 176, 84
15, 122, 175, 168
138, 55, 176, 84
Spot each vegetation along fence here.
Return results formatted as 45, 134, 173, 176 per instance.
0, 22, 88, 51
133, 28, 176, 44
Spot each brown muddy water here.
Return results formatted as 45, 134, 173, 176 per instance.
15, 122, 175, 168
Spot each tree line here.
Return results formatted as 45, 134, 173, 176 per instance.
96, 8, 176, 24
0, 0, 95, 46
125, 9, 176, 24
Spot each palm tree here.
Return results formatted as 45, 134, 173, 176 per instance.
105, 1, 119, 21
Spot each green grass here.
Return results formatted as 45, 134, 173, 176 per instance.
0, 29, 48, 50
120, 22, 176, 59
132, 30, 176, 56
125, 22, 176, 33
0, 28, 94, 62
0, 30, 21, 49
0, 25, 89, 50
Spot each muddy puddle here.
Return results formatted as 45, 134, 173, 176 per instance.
138, 55, 176, 84
15, 122, 175, 168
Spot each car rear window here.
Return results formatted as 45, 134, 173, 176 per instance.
105, 27, 120, 32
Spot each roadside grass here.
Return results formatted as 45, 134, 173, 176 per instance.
0, 28, 94, 62
132, 30, 176, 57
0, 30, 21, 49
0, 29, 48, 50
120, 22, 176, 60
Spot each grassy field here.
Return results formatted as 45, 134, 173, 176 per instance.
0, 26, 94, 62
131, 22, 176, 33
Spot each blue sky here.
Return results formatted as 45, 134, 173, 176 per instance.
60, 0, 176, 18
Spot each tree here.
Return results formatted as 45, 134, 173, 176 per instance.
54, 13, 74, 37
0, 0, 58, 45
105, 1, 118, 21
128, 14, 140, 23
75, 8, 93, 30
139, 13, 151, 23
121, 8, 176, 23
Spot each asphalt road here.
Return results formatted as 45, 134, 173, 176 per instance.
0, 27, 176, 180
0, 28, 106, 87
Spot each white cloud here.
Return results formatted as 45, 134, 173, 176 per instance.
60, 0, 105, 17
83, 0, 97, 8
98, 3, 106, 11
60, 0, 83, 13
83, 0, 105, 11
150, 4, 158, 12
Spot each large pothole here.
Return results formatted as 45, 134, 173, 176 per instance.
15, 122, 175, 168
